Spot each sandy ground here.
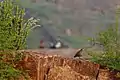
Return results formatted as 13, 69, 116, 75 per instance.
21, 48, 92, 59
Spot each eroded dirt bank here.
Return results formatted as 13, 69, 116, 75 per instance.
17, 49, 120, 80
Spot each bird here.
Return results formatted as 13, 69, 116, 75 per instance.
39, 40, 44, 48
49, 41, 62, 49
74, 48, 84, 58
49, 42, 56, 49
55, 41, 62, 48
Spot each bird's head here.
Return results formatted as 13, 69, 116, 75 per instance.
77, 48, 84, 52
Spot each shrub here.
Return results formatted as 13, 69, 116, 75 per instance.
0, 0, 40, 79
0, 50, 29, 80
89, 9, 120, 70
0, 0, 40, 50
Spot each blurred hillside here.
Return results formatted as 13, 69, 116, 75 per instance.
17, 0, 120, 49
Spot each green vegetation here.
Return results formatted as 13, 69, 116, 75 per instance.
0, 0, 40, 79
0, 0, 40, 50
89, 9, 120, 70
0, 50, 29, 80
